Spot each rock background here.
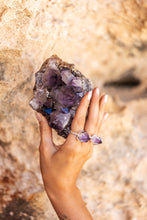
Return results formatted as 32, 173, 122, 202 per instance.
0, 0, 147, 219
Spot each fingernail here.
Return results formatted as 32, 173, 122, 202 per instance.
35, 112, 42, 122
88, 90, 92, 100
104, 94, 108, 103
96, 88, 99, 95
104, 113, 109, 120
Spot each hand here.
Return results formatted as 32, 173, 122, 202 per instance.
35, 88, 109, 195
35, 88, 109, 220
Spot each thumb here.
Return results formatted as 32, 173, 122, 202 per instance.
35, 112, 55, 154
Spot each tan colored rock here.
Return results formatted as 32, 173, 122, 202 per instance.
0, 0, 147, 219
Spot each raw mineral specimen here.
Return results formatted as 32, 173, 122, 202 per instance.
29, 55, 93, 138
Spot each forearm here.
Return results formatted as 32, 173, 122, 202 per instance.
46, 186, 93, 220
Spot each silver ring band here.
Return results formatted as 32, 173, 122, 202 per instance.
70, 130, 79, 136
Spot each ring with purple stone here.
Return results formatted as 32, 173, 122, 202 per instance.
70, 130, 102, 145
70, 130, 90, 143
89, 135, 102, 145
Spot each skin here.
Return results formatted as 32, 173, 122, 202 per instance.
35, 87, 109, 220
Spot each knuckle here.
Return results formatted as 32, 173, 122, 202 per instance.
39, 143, 47, 155
67, 145, 81, 157
72, 145, 81, 154
71, 119, 83, 131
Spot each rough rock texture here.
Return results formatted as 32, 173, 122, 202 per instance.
29, 55, 93, 138
0, 0, 147, 219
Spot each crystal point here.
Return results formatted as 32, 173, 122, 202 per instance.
91, 135, 102, 145
78, 131, 90, 143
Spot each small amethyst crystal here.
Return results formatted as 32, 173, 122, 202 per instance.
77, 131, 90, 143
90, 135, 102, 145
29, 55, 93, 138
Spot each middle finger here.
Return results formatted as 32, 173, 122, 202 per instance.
84, 87, 100, 135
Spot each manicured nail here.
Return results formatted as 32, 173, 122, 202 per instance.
88, 90, 92, 100
96, 88, 99, 95
104, 94, 108, 103
35, 112, 42, 122
104, 113, 109, 120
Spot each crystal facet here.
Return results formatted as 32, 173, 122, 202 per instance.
90, 135, 102, 145
49, 112, 71, 131
61, 69, 74, 85
29, 55, 93, 138
77, 131, 90, 143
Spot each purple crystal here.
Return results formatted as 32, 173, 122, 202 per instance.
77, 131, 90, 143
70, 77, 82, 92
43, 98, 53, 108
61, 69, 74, 85
90, 135, 102, 145
29, 55, 93, 138
49, 111, 71, 131
54, 86, 80, 107
29, 98, 41, 110
43, 68, 61, 88
35, 72, 44, 89
60, 107, 69, 114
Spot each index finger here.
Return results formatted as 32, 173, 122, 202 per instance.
67, 90, 92, 140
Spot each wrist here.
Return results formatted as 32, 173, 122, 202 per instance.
45, 185, 80, 201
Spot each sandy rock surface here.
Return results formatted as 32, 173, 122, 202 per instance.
0, 0, 147, 219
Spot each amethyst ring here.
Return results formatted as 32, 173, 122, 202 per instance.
70, 130, 102, 145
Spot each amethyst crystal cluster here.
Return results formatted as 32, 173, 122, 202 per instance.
29, 55, 93, 138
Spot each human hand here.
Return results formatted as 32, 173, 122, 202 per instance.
35, 88, 109, 196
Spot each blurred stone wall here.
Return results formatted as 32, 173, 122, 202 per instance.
0, 0, 147, 219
